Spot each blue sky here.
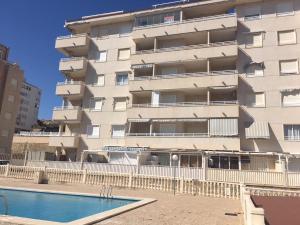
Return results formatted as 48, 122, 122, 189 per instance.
0, 0, 169, 119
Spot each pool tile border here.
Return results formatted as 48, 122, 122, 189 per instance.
0, 186, 156, 225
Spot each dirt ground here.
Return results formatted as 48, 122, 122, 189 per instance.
0, 178, 243, 225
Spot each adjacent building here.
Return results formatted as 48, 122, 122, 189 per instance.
0, 44, 24, 155
50, 0, 300, 171
15, 81, 41, 131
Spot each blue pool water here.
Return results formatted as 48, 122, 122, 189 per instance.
0, 188, 137, 223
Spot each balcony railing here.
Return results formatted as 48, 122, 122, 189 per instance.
60, 57, 85, 63
134, 40, 237, 55
132, 70, 238, 81
134, 13, 236, 30
130, 100, 238, 108
57, 81, 84, 86
16, 132, 59, 137
127, 133, 209, 137
53, 106, 81, 111
56, 33, 88, 40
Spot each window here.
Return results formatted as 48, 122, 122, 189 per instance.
284, 125, 300, 141
119, 25, 132, 37
278, 30, 296, 45
90, 98, 104, 111
116, 73, 128, 86
0, 50, 3, 59
247, 92, 265, 107
1, 130, 9, 137
118, 48, 131, 60
95, 75, 105, 86
276, 2, 294, 16
135, 11, 180, 27
4, 113, 12, 120
96, 51, 107, 62
11, 78, 18, 87
208, 156, 239, 170
87, 125, 100, 138
282, 89, 300, 107
246, 32, 263, 48
244, 5, 261, 21
7, 95, 15, 103
280, 59, 299, 74
112, 125, 126, 138
246, 63, 264, 77
114, 97, 127, 111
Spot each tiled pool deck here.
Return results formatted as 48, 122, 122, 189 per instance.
0, 178, 243, 225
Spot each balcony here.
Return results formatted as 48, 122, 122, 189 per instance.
131, 41, 238, 65
56, 81, 85, 100
126, 135, 240, 151
127, 102, 239, 119
55, 34, 90, 57
48, 134, 79, 148
59, 57, 87, 78
132, 13, 237, 40
130, 70, 238, 91
52, 106, 82, 123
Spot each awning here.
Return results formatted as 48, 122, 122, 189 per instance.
244, 61, 265, 70
128, 118, 150, 123
245, 122, 270, 139
152, 118, 207, 122
280, 88, 300, 92
103, 146, 148, 153
131, 63, 153, 69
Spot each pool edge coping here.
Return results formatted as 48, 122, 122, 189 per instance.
0, 185, 157, 225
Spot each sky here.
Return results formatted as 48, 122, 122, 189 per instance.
0, 0, 170, 119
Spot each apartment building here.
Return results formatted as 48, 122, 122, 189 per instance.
50, 0, 300, 171
0, 44, 24, 155
15, 81, 41, 131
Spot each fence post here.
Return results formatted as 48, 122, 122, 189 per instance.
82, 169, 87, 184
128, 172, 133, 188
5, 164, 10, 177
179, 177, 184, 193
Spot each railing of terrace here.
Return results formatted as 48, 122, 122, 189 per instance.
134, 13, 236, 30
131, 70, 238, 81
134, 40, 237, 55
130, 101, 238, 108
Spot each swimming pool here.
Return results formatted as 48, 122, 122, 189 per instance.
0, 187, 155, 225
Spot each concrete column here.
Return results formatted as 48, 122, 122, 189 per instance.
180, 10, 183, 22
137, 154, 141, 174
207, 31, 210, 45
207, 59, 210, 74
238, 155, 242, 170
207, 89, 210, 105
128, 122, 132, 134
154, 38, 157, 52
149, 123, 153, 135
202, 153, 207, 181
152, 64, 156, 77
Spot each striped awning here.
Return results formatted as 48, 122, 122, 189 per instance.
152, 118, 207, 123
245, 122, 270, 139
128, 118, 150, 123
103, 146, 148, 152
131, 63, 153, 69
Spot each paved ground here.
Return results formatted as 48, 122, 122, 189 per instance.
0, 178, 243, 225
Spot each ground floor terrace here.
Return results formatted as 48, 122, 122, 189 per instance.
0, 178, 243, 225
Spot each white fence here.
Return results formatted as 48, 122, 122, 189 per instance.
0, 165, 240, 199
24, 160, 300, 188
